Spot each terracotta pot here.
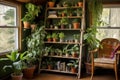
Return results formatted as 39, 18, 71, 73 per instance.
23, 66, 36, 79
48, 65, 53, 70
11, 73, 23, 80
71, 67, 77, 73
53, 38, 57, 42
72, 52, 78, 57
73, 22, 80, 29
31, 24, 37, 31
47, 38, 52, 42
23, 21, 30, 29
48, 2, 55, 7
78, 2, 83, 7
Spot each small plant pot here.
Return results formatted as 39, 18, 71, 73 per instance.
11, 73, 23, 80
31, 24, 37, 31
48, 2, 55, 7
78, 2, 83, 7
73, 22, 80, 29
66, 54, 69, 57
47, 38, 52, 42
72, 52, 78, 57
53, 38, 57, 42
60, 39, 64, 42
23, 66, 36, 79
48, 65, 53, 70
23, 21, 30, 29
71, 67, 77, 73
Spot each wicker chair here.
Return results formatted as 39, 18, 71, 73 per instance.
90, 38, 120, 80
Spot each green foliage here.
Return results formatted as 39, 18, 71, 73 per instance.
59, 32, 65, 39
52, 33, 58, 39
59, 18, 68, 25
72, 19, 79, 23
67, 60, 78, 68
71, 44, 79, 52
73, 34, 80, 40
0, 50, 27, 75
22, 3, 42, 23
26, 25, 46, 67
84, 0, 103, 50
62, 44, 71, 54
46, 33, 51, 39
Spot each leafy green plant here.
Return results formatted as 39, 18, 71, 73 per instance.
46, 33, 51, 39
73, 34, 80, 40
71, 44, 79, 52
25, 25, 46, 67
21, 3, 42, 23
0, 50, 27, 75
59, 18, 68, 25
67, 60, 78, 68
52, 33, 58, 39
59, 32, 65, 39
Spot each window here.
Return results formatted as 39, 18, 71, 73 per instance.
96, 4, 120, 41
0, 1, 21, 53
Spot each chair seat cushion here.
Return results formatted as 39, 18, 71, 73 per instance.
94, 58, 115, 64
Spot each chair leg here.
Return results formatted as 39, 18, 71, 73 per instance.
90, 65, 94, 80
114, 66, 118, 80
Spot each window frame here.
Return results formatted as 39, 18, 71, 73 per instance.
96, 3, 120, 41
0, 1, 22, 55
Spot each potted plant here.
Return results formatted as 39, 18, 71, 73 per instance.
71, 44, 79, 57
44, 46, 52, 56
46, 58, 53, 70
75, 8, 82, 16
73, 34, 80, 43
58, 32, 65, 42
59, 18, 68, 29
48, 0, 56, 7
77, 0, 83, 7
67, 60, 78, 73
55, 48, 63, 56
46, 33, 52, 42
52, 32, 58, 42
21, 3, 42, 29
62, 45, 71, 57
24, 25, 46, 78
72, 19, 80, 29
0, 50, 27, 80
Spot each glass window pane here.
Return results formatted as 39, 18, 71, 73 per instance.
0, 4, 16, 26
101, 8, 120, 27
0, 28, 18, 52
96, 29, 120, 41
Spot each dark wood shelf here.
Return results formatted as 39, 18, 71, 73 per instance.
43, 55, 79, 60
47, 16, 82, 19
47, 6, 82, 10
40, 69, 77, 75
44, 41, 81, 45
45, 28, 81, 31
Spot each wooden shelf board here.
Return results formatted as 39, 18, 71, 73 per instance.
44, 42, 81, 44
40, 69, 78, 75
43, 55, 79, 59
47, 6, 82, 10
45, 28, 81, 31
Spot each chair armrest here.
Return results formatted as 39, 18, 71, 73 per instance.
116, 50, 120, 55
89, 48, 98, 54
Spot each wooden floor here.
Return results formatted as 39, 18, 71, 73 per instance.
23, 69, 118, 80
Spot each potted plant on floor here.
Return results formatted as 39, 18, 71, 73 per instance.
0, 50, 27, 80
23, 25, 46, 78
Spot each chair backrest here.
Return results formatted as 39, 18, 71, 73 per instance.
98, 38, 120, 58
